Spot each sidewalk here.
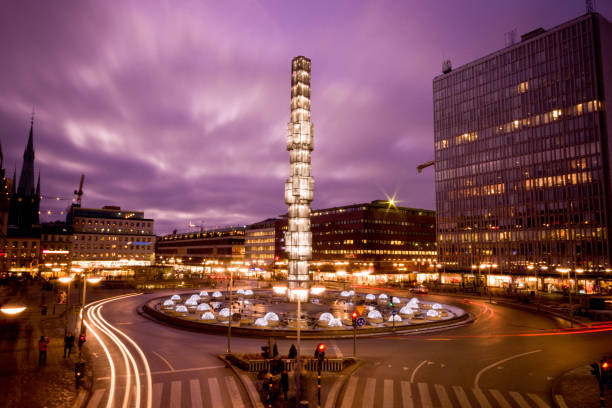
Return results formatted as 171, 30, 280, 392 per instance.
0, 280, 85, 408
553, 365, 612, 407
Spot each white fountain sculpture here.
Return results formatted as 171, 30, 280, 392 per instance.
162, 299, 174, 309
392, 297, 401, 304
175, 305, 188, 314
244, 289, 254, 296
388, 315, 402, 322
427, 309, 440, 318
432, 303, 442, 309
211, 301, 221, 309
378, 293, 388, 299
218, 308, 230, 317
407, 298, 420, 309
348, 290, 355, 296
340, 291, 350, 297
254, 317, 268, 327
365, 294, 376, 301
184, 299, 198, 306
189, 294, 201, 302
200, 312, 216, 321
237, 289, 245, 295
327, 318, 343, 328
264, 312, 279, 321
318, 312, 334, 321
171, 295, 181, 301
212, 291, 223, 298
368, 309, 382, 319
199, 291, 209, 297
196, 303, 211, 312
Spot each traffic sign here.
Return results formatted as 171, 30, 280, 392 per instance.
392, 309, 397, 316
356, 317, 366, 327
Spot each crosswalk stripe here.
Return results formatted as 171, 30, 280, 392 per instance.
473, 388, 492, 408
189, 379, 202, 408
555, 394, 569, 408
452, 386, 472, 408
340, 376, 359, 408
330, 340, 344, 358
170, 380, 181, 408
362, 377, 376, 408
324, 375, 345, 408
434, 384, 452, 408
383, 379, 393, 408
208, 378, 222, 407
152, 383, 163, 408
509, 391, 531, 408
489, 389, 511, 408
417, 382, 433, 408
400, 380, 414, 408
528, 393, 550, 408
225, 376, 245, 408
86, 389, 105, 408
240, 374, 264, 408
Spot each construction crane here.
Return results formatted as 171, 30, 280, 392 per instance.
417, 160, 435, 173
74, 174, 85, 207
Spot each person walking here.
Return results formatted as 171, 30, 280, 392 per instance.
64, 333, 75, 358
38, 336, 50, 367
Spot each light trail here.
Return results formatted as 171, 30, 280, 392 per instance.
84, 293, 151, 408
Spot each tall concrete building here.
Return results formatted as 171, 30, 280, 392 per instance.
285, 56, 314, 298
434, 12, 612, 278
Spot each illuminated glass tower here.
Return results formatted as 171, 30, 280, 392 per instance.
285, 56, 314, 300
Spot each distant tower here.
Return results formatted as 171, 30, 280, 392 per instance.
285, 56, 314, 301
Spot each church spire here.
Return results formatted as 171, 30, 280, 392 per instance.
17, 115, 36, 196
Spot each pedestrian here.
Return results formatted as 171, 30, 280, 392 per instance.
280, 369, 289, 400
288, 344, 297, 359
64, 333, 75, 358
38, 336, 50, 367
74, 361, 85, 389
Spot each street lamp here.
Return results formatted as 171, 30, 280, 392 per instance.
0, 305, 27, 316
78, 276, 101, 335
58, 275, 74, 334
556, 267, 573, 328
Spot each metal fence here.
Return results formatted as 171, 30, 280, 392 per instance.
246, 358, 345, 372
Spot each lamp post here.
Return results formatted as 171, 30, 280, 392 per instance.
58, 275, 73, 334
556, 267, 572, 327
227, 267, 233, 354
78, 275, 101, 335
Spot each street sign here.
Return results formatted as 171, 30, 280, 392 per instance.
392, 309, 397, 316
356, 317, 366, 327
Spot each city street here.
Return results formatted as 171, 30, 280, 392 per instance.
82, 290, 612, 408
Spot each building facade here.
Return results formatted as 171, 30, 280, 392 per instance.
244, 219, 277, 265
434, 13, 612, 277
70, 206, 155, 267
40, 222, 73, 276
156, 227, 245, 265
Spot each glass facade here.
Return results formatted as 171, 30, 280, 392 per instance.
434, 13, 612, 274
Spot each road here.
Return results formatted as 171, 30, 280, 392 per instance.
82, 290, 612, 408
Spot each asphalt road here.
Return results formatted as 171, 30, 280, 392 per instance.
82, 289, 612, 408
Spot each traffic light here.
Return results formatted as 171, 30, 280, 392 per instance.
602, 357, 610, 386
315, 343, 326, 360
352, 311, 358, 327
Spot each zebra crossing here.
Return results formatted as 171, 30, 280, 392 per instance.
336, 376, 561, 408
86, 375, 246, 408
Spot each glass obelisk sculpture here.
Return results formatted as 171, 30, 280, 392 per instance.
285, 56, 313, 301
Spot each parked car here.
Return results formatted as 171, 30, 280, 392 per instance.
410, 285, 428, 294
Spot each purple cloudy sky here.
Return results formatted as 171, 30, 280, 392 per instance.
1, 1, 611, 235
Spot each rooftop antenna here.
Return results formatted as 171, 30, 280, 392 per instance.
504, 29, 517, 47
586, 0, 595, 13
442, 59, 452, 74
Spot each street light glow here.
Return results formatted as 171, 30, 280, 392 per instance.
1, 306, 27, 315
87, 276, 103, 284
58, 276, 73, 283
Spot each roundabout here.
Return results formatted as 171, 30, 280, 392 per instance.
142, 288, 471, 338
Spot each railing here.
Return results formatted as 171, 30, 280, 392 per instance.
246, 358, 346, 372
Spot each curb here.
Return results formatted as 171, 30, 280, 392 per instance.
218, 354, 262, 408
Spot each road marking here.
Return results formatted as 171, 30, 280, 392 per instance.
400, 380, 413, 408
324, 375, 345, 408
528, 393, 550, 408
473, 388, 492, 408
340, 376, 359, 408
434, 384, 452, 408
509, 391, 530, 408
489, 389, 511, 408
169, 380, 181, 408
151, 365, 225, 376
383, 379, 393, 408
410, 360, 428, 383
425, 338, 452, 341
555, 395, 569, 408
87, 389, 106, 408
208, 378, 222, 407
362, 377, 376, 408
152, 383, 162, 408
474, 350, 542, 388
417, 382, 433, 408
241, 374, 264, 408
225, 376, 245, 408
189, 379, 202, 408
330, 340, 343, 358
452, 385, 472, 408
151, 351, 175, 372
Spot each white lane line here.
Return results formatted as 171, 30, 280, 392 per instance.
208, 378, 222, 407
151, 351, 175, 372
509, 391, 530, 408
241, 374, 264, 408
528, 393, 551, 408
152, 383, 163, 408
190, 379, 202, 408
362, 377, 376, 408
86, 389, 106, 408
340, 376, 359, 408
474, 350, 541, 388
324, 375, 345, 408
152, 365, 225, 375
410, 360, 428, 383
472, 388, 492, 408
452, 385, 472, 408
382, 379, 393, 408
489, 389, 511, 408
400, 381, 413, 408
417, 382, 433, 408
225, 376, 245, 408
434, 384, 452, 408
555, 395, 569, 408
169, 380, 181, 408
330, 340, 343, 358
